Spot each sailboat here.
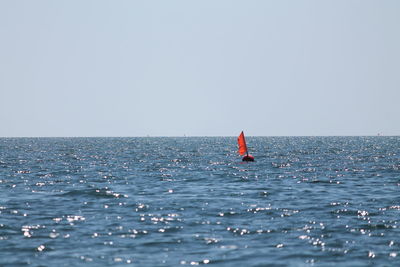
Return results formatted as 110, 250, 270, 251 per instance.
238, 131, 254, 162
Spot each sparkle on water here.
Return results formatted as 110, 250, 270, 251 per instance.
0, 137, 399, 266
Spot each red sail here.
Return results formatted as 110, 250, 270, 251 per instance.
238, 131, 248, 156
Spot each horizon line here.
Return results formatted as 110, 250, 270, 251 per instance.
0, 135, 397, 138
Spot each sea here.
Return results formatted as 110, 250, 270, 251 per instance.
0, 137, 399, 266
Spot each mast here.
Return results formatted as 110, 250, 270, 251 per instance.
243, 132, 249, 156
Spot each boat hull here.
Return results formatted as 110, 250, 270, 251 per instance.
242, 155, 254, 162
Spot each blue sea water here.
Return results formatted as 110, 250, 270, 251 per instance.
0, 137, 399, 266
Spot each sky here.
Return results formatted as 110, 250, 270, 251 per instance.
0, 1, 399, 137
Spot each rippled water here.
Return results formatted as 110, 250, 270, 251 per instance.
0, 137, 399, 266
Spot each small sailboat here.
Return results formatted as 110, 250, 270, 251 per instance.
238, 131, 254, 162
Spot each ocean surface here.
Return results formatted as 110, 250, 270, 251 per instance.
0, 137, 399, 266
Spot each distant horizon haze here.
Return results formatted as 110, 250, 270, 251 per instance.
0, 134, 397, 138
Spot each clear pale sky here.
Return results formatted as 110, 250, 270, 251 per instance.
1, 1, 399, 137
